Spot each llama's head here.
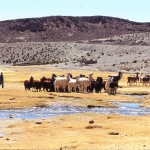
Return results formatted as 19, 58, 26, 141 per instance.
89, 72, 94, 78
89, 72, 94, 75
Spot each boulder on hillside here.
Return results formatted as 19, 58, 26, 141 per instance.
78, 57, 97, 64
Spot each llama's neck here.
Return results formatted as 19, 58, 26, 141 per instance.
29, 77, 34, 86
136, 73, 139, 78
76, 76, 79, 82
118, 72, 122, 80
89, 74, 93, 82
105, 77, 111, 90
66, 73, 71, 81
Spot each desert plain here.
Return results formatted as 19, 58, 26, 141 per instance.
0, 64, 150, 150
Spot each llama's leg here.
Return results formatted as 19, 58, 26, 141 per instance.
63, 85, 66, 92
54, 86, 57, 92
68, 85, 71, 93
114, 87, 117, 95
130, 82, 132, 86
111, 89, 113, 95
83, 85, 86, 93
74, 85, 77, 92
115, 87, 117, 95
78, 85, 82, 92
110, 88, 112, 94
108, 88, 111, 95
2, 82, 4, 88
58, 86, 60, 92
108, 88, 110, 94
82, 86, 84, 93
68, 85, 70, 92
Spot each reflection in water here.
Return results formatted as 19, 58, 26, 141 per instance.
0, 102, 150, 119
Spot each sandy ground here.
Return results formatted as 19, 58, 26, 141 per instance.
0, 65, 150, 149
1, 114, 150, 150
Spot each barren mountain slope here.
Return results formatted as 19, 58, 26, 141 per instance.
0, 41, 149, 73
89, 32, 150, 46
0, 16, 150, 43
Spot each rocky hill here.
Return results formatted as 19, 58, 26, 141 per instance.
0, 16, 150, 43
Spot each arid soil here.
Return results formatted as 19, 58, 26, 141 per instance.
0, 65, 150, 149
1, 114, 150, 150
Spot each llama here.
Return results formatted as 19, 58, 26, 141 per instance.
106, 72, 123, 95
109, 77, 119, 95
49, 74, 57, 92
127, 72, 140, 86
105, 77, 118, 95
68, 76, 79, 92
108, 72, 123, 82
33, 77, 45, 92
142, 75, 150, 86
78, 73, 94, 93
54, 73, 71, 92
94, 77, 103, 93
24, 76, 34, 90
139, 73, 144, 85
42, 74, 57, 92
105, 77, 111, 94
87, 78, 95, 93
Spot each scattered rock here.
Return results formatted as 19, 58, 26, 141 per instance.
6, 138, 10, 140
85, 125, 102, 129
108, 131, 119, 135
9, 98, 16, 100
89, 120, 94, 124
107, 116, 113, 119
9, 115, 13, 118
35, 122, 42, 125
87, 105, 103, 108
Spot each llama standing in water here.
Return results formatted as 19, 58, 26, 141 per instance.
78, 73, 94, 93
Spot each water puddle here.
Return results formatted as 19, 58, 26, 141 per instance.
0, 101, 150, 119
112, 102, 150, 116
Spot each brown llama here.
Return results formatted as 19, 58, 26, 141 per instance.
127, 72, 140, 86
24, 76, 34, 90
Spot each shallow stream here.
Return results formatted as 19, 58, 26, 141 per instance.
0, 101, 150, 119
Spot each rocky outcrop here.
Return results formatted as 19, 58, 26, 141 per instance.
9, 19, 45, 32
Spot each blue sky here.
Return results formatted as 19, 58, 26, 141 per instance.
1, 0, 150, 22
